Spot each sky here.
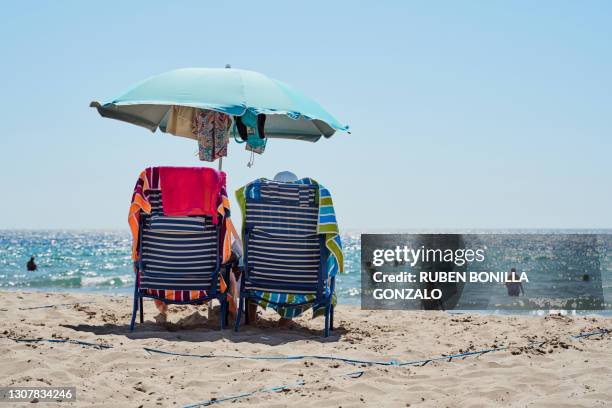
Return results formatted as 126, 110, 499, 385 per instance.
0, 1, 610, 231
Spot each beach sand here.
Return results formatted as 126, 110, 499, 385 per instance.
0, 291, 610, 407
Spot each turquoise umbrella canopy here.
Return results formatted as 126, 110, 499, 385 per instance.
91, 68, 349, 142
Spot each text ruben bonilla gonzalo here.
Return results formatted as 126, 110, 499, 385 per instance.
368, 246, 528, 300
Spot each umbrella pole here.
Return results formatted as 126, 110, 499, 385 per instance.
218, 63, 229, 173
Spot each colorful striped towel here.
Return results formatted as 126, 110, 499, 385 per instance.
237, 177, 343, 277
236, 177, 343, 318
129, 167, 239, 308
298, 178, 344, 277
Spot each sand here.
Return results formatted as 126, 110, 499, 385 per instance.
0, 291, 610, 407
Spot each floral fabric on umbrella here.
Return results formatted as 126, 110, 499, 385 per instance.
193, 110, 232, 162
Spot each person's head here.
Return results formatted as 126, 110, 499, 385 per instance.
273, 171, 298, 183
30, 256, 34, 261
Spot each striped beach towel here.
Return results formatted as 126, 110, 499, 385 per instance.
129, 167, 238, 303
236, 178, 343, 318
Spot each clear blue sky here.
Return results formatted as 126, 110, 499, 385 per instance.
0, 1, 610, 230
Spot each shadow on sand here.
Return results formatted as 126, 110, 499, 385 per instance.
61, 310, 346, 346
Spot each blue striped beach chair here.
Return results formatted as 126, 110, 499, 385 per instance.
129, 180, 231, 331
234, 179, 337, 337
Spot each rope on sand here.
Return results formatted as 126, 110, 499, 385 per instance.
145, 327, 610, 368
1, 336, 112, 349
399, 347, 507, 367
183, 380, 306, 407
178, 328, 609, 407
571, 328, 610, 339
144, 347, 395, 366
2, 328, 606, 358
18, 301, 96, 311
1, 328, 606, 406
182, 371, 364, 408
400, 327, 610, 367
177, 343, 537, 407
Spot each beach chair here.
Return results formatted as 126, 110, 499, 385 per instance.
234, 180, 336, 337
128, 167, 233, 331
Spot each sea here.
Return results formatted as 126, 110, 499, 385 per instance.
1, 230, 610, 316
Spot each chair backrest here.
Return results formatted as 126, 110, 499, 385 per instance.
138, 190, 221, 292
244, 180, 325, 295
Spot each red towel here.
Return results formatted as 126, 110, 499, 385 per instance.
158, 167, 225, 224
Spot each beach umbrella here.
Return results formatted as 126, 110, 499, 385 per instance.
90, 67, 349, 144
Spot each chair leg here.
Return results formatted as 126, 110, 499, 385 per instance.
234, 294, 244, 332
330, 304, 334, 332
244, 299, 250, 325
139, 297, 144, 323
223, 299, 229, 328
130, 291, 139, 332
220, 298, 226, 330
324, 304, 331, 337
